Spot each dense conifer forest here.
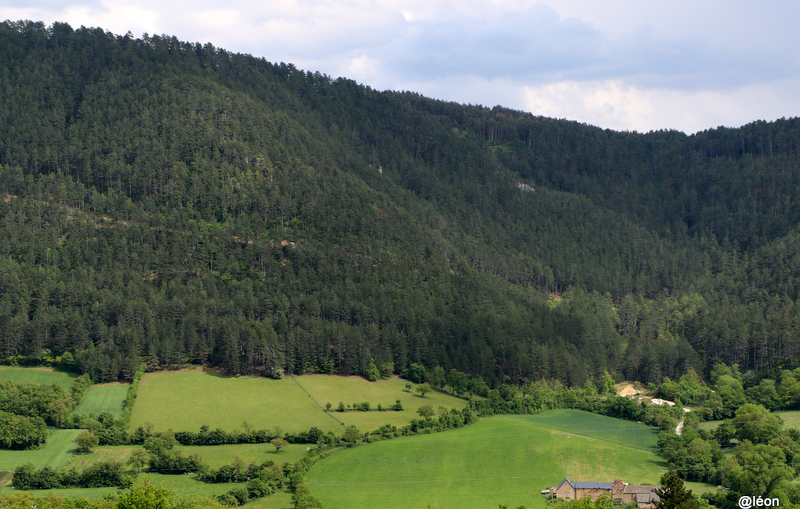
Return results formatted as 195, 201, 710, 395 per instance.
2, 20, 800, 387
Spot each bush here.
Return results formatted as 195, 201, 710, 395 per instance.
217, 493, 238, 507
76, 430, 99, 453
247, 478, 271, 499
228, 487, 249, 505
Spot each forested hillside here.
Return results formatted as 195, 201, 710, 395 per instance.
1, 20, 799, 387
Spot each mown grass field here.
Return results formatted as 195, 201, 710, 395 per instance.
128, 370, 468, 435
128, 370, 343, 434
0, 366, 76, 390
296, 375, 468, 431
528, 408, 659, 452
0, 430, 81, 472
72, 383, 129, 418
306, 410, 670, 509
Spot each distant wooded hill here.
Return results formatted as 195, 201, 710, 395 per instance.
1, 20, 799, 386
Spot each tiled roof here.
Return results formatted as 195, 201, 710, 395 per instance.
624, 485, 658, 494
636, 493, 661, 504
574, 481, 614, 490
556, 478, 614, 490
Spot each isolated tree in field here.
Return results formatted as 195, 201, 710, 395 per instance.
417, 405, 435, 418
126, 450, 149, 472
405, 382, 413, 392
415, 383, 432, 398
270, 437, 288, 452
75, 431, 99, 453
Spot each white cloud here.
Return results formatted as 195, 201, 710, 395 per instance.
523, 78, 800, 134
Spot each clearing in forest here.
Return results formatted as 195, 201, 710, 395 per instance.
128, 370, 342, 434
306, 409, 668, 509
0, 366, 77, 391
129, 371, 469, 435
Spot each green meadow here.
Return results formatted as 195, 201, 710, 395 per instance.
297, 375, 468, 431
241, 491, 294, 509
128, 370, 342, 434
128, 371, 468, 435
775, 410, 800, 429
0, 430, 81, 472
64, 442, 309, 471
0, 366, 76, 390
72, 383, 129, 418
306, 410, 669, 509
0, 369, 718, 508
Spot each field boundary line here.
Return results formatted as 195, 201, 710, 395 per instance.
545, 427, 657, 453
289, 375, 346, 427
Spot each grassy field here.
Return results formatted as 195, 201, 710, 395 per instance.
242, 491, 294, 509
128, 370, 342, 434
128, 371, 468, 435
528, 409, 659, 452
0, 430, 81, 472
178, 443, 309, 468
72, 383, 129, 418
306, 410, 673, 509
775, 410, 800, 429
695, 411, 800, 434
297, 375, 468, 431
65, 442, 310, 471
0, 366, 76, 390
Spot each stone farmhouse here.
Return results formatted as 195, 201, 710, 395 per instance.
550, 478, 661, 508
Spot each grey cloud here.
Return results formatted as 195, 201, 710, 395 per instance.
381, 5, 603, 83
353, 3, 800, 93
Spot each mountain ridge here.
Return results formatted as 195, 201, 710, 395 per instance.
1, 20, 799, 387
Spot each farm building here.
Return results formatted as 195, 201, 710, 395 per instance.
550, 478, 661, 508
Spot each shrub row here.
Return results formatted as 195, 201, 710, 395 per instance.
12, 460, 133, 490
327, 400, 403, 412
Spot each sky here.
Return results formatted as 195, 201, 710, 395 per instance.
3, 0, 799, 134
